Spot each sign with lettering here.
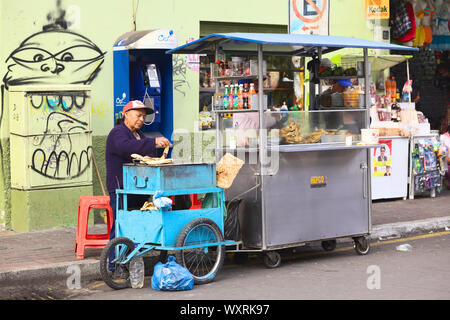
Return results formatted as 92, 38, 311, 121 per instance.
310, 175, 327, 188
365, 0, 389, 20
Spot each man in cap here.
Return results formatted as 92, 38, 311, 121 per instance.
105, 100, 170, 245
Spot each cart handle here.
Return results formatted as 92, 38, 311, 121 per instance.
133, 176, 149, 188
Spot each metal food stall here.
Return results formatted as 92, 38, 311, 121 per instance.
168, 33, 416, 267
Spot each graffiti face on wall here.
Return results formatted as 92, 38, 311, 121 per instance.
1, 1, 106, 183
3, 29, 105, 88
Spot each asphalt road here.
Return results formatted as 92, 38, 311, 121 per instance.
72, 231, 450, 301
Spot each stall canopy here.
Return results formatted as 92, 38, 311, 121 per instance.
167, 32, 419, 55
340, 54, 411, 71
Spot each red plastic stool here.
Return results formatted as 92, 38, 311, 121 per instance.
190, 194, 202, 209
75, 196, 113, 259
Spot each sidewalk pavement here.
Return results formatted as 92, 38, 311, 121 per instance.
1, 189, 449, 289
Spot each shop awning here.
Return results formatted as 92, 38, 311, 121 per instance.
167, 33, 418, 56
340, 54, 412, 71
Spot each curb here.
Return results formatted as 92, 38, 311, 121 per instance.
369, 216, 450, 240
0, 259, 100, 288
1, 217, 450, 288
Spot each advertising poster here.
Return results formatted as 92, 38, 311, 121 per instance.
373, 139, 392, 177
365, 0, 390, 20
289, 0, 329, 35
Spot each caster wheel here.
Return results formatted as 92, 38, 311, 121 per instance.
263, 251, 281, 268
353, 236, 370, 255
321, 240, 337, 251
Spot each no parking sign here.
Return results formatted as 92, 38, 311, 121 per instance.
289, 0, 329, 35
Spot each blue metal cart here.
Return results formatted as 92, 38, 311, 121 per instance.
99, 162, 234, 290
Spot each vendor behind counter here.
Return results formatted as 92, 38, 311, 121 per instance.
317, 79, 360, 134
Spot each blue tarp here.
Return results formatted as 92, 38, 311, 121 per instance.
167, 32, 418, 55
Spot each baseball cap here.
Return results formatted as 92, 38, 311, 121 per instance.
122, 100, 153, 115
337, 79, 352, 87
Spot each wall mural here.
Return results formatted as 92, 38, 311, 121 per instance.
0, 0, 106, 183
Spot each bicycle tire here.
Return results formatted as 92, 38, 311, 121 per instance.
100, 237, 135, 290
175, 218, 225, 285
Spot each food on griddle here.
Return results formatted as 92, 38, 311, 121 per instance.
131, 146, 173, 166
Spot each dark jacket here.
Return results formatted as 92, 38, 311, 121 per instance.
105, 122, 156, 194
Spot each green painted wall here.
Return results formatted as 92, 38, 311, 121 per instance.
0, 0, 381, 231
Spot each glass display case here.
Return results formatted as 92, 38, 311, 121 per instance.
216, 110, 366, 148
209, 52, 369, 150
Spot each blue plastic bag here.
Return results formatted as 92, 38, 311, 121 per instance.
151, 256, 194, 291
153, 190, 172, 209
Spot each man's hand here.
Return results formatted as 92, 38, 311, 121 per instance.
155, 137, 170, 148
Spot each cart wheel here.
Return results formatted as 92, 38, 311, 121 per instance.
263, 251, 281, 268
321, 240, 337, 252
100, 237, 135, 290
175, 218, 225, 285
353, 236, 370, 255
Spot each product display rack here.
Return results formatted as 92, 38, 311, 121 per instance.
408, 133, 442, 199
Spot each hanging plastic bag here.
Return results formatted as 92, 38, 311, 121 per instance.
224, 199, 242, 241
153, 190, 172, 209
151, 256, 194, 291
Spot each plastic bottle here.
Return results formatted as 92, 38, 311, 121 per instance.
391, 77, 396, 101
385, 77, 392, 102
238, 84, 244, 109
233, 84, 239, 109
249, 83, 256, 109
228, 84, 234, 110
223, 85, 229, 110
243, 83, 249, 109
129, 257, 145, 289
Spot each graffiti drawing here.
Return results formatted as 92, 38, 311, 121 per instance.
172, 55, 190, 97
0, 0, 105, 183
30, 111, 92, 180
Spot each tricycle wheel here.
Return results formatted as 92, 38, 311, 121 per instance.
175, 218, 225, 285
263, 251, 281, 268
353, 236, 370, 255
321, 240, 337, 251
100, 237, 135, 290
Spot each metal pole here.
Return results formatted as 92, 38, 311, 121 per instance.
215, 44, 222, 162
406, 58, 411, 103
257, 43, 267, 250
363, 47, 372, 232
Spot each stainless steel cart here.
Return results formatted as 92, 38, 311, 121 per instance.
168, 33, 417, 267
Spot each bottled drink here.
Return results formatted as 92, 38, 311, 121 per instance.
238, 84, 244, 109
228, 84, 234, 110
249, 83, 256, 109
223, 85, 229, 110
391, 77, 397, 101
385, 77, 392, 102
243, 83, 249, 109
129, 257, 145, 289
233, 84, 239, 109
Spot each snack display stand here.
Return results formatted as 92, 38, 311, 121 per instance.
408, 133, 442, 199
168, 33, 417, 267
